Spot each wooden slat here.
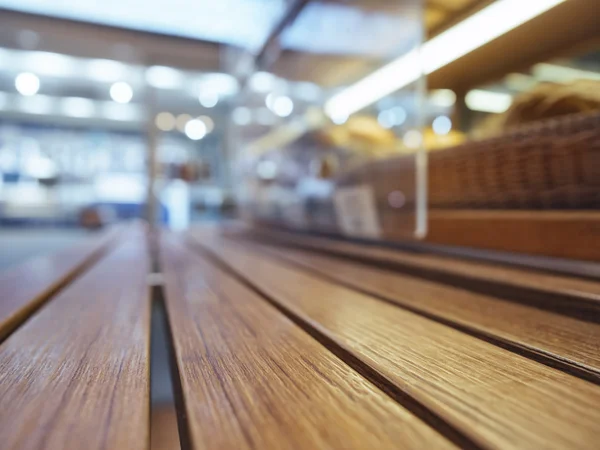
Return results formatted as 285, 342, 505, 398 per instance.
160, 234, 455, 450
193, 234, 600, 449
0, 229, 151, 450
246, 228, 600, 313
426, 210, 600, 263
249, 241, 600, 381
0, 225, 121, 341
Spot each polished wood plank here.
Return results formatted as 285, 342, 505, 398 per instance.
0, 225, 121, 341
160, 234, 455, 450
0, 230, 151, 450
250, 241, 600, 380
193, 234, 600, 449
426, 210, 600, 263
246, 228, 600, 309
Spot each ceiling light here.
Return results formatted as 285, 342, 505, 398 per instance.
505, 73, 538, 92
15, 72, 40, 96
110, 81, 133, 104
429, 89, 456, 107
532, 63, 600, 83
17, 95, 54, 115
146, 66, 183, 89
271, 96, 294, 117
249, 71, 276, 93
378, 106, 406, 128
326, 0, 565, 117
256, 160, 278, 180
199, 91, 219, 108
87, 59, 126, 82
101, 102, 142, 122
294, 82, 321, 102
465, 90, 512, 113
232, 107, 252, 126
184, 119, 207, 140
432, 116, 452, 135
198, 115, 214, 133
176, 114, 192, 132
155, 112, 176, 131
21, 51, 76, 77
201, 73, 239, 96
331, 112, 349, 125
60, 97, 96, 118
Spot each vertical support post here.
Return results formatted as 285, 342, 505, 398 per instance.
146, 87, 159, 229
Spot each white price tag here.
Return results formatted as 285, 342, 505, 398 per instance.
334, 185, 381, 238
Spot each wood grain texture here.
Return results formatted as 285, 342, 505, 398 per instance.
0, 230, 151, 450
426, 210, 600, 263
160, 234, 455, 450
0, 225, 121, 341
245, 228, 600, 308
194, 234, 600, 449
250, 241, 600, 380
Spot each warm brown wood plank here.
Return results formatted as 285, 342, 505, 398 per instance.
248, 241, 600, 380
426, 210, 600, 263
246, 227, 600, 309
160, 234, 455, 450
193, 234, 600, 449
0, 229, 151, 450
0, 225, 121, 341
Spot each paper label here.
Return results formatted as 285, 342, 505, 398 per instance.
334, 185, 381, 238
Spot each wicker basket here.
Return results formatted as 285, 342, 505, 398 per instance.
427, 110, 600, 209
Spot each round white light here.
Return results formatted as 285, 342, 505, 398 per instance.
232, 107, 252, 126
265, 93, 276, 110
430, 89, 456, 108
199, 91, 219, 108
198, 115, 214, 133
249, 72, 276, 93
391, 106, 407, 126
432, 116, 452, 135
110, 81, 133, 104
146, 66, 182, 89
184, 119, 207, 140
256, 160, 277, 180
15, 72, 40, 96
155, 112, 176, 131
272, 96, 294, 118
378, 110, 395, 129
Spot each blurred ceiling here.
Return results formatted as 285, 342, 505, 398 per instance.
0, 0, 597, 98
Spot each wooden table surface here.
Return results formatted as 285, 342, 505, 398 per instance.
250, 240, 600, 382
161, 233, 456, 450
191, 232, 600, 449
2, 223, 599, 450
0, 230, 150, 450
0, 225, 120, 341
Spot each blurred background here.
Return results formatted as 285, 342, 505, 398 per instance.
0, 0, 598, 268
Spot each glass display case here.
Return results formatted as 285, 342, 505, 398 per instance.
231, 0, 428, 240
